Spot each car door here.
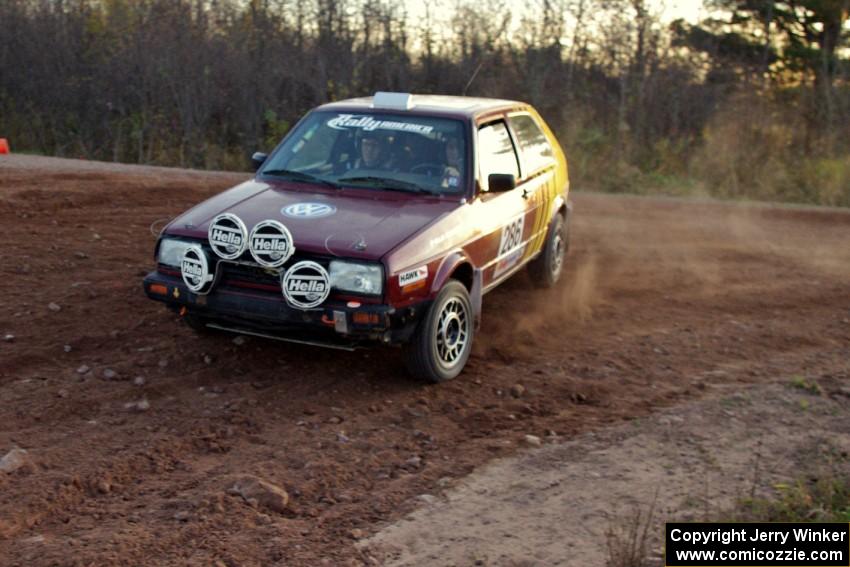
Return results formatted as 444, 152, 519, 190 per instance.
471, 118, 539, 290
506, 112, 558, 260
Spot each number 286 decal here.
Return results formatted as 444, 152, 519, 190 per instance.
499, 215, 525, 255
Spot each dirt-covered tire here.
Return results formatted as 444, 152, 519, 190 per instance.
182, 312, 211, 334
403, 280, 474, 383
528, 212, 568, 288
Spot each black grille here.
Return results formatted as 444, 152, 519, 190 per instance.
216, 253, 332, 290
220, 262, 280, 288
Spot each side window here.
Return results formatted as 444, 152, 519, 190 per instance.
508, 114, 554, 175
477, 121, 520, 191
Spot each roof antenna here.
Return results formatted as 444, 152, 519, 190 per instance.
462, 62, 484, 96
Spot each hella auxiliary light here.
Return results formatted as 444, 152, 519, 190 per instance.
329, 260, 383, 295
180, 245, 214, 293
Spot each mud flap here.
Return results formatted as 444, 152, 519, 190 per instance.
470, 267, 483, 330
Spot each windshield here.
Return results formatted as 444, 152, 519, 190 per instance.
260, 111, 468, 195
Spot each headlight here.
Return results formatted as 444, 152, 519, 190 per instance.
329, 260, 383, 295
157, 238, 195, 268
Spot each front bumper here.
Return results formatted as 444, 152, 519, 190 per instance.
143, 271, 428, 345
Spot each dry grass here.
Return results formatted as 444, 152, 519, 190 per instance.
605, 493, 658, 567
564, 93, 850, 208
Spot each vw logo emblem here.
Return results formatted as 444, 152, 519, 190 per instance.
282, 261, 330, 309
180, 245, 213, 293
282, 202, 337, 219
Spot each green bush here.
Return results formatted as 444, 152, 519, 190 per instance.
734, 476, 850, 523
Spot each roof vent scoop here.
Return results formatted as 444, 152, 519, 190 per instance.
371, 92, 414, 110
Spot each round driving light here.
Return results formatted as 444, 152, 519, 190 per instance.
248, 220, 295, 267
282, 261, 330, 309
208, 213, 248, 260
181, 245, 214, 293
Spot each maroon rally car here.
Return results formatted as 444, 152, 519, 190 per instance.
143, 92, 571, 382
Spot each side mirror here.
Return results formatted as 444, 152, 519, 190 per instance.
251, 152, 268, 172
488, 173, 516, 193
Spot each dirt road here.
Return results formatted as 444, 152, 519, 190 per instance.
365, 379, 850, 566
1, 155, 849, 566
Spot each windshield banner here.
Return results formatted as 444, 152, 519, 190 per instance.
327, 114, 434, 134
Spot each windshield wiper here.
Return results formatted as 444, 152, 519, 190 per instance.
260, 169, 340, 190
339, 176, 437, 195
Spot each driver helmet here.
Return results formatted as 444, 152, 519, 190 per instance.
355, 129, 392, 168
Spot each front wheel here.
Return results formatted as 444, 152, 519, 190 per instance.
528, 213, 568, 288
403, 280, 474, 383
182, 312, 211, 334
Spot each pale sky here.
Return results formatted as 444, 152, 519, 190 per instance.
656, 0, 706, 22
404, 0, 706, 24
400, 0, 707, 52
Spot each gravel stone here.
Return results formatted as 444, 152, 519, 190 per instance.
0, 448, 29, 474
417, 494, 437, 505
523, 434, 542, 447
124, 399, 150, 412
229, 476, 289, 513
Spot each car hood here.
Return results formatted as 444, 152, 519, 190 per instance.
164, 179, 460, 261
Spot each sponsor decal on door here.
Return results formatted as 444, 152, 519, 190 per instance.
493, 214, 526, 278
498, 214, 525, 256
